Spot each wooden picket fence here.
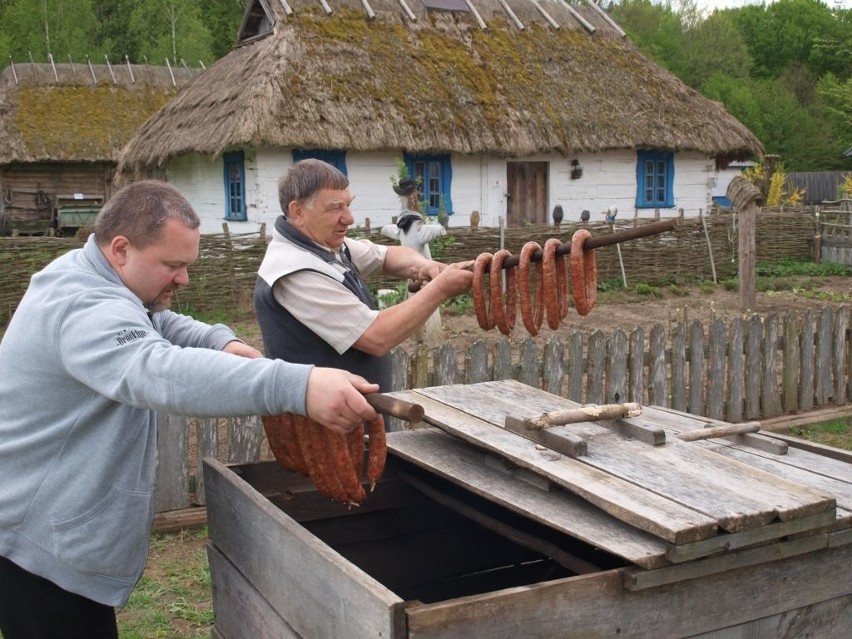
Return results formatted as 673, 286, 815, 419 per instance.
154, 305, 850, 515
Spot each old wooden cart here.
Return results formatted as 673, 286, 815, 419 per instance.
204, 380, 852, 638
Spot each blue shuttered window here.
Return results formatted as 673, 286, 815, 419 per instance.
223, 151, 246, 221
292, 149, 348, 176
404, 153, 453, 216
636, 151, 674, 208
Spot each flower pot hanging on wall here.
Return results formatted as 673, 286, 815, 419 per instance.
393, 178, 417, 196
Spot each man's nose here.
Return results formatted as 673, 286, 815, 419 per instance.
174, 267, 190, 287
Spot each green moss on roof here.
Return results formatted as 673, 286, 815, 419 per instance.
15, 84, 179, 160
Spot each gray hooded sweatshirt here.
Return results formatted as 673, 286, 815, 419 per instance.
0, 235, 313, 606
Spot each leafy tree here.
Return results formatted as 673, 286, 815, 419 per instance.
817, 73, 852, 168
127, 0, 214, 66
701, 73, 766, 143
93, 0, 139, 63
732, 0, 840, 79
610, 0, 688, 79
205, 0, 247, 60
681, 11, 752, 88
2, 0, 100, 62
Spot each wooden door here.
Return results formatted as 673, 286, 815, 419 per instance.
506, 161, 548, 226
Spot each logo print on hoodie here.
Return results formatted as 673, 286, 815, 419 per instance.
115, 328, 149, 346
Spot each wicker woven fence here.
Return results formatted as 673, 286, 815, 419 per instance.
153, 304, 850, 515
0, 210, 819, 327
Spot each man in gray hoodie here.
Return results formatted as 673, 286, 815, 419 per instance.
0, 180, 379, 638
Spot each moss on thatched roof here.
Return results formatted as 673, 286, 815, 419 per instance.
0, 62, 200, 164
118, 0, 763, 175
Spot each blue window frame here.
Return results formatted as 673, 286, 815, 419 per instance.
292, 149, 347, 176
404, 153, 453, 216
636, 151, 674, 208
223, 151, 246, 221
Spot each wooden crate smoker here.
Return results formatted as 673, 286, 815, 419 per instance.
203, 380, 852, 638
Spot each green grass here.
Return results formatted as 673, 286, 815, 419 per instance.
116, 526, 213, 639
789, 418, 852, 450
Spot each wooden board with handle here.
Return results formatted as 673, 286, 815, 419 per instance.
393, 380, 837, 544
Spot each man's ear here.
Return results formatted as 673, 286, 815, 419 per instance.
107, 235, 131, 266
287, 200, 302, 223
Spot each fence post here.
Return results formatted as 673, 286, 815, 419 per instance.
727, 177, 763, 312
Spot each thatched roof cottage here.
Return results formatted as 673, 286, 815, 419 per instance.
0, 61, 199, 234
118, 0, 764, 233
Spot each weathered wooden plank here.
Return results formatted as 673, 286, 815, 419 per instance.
517, 338, 539, 388
833, 306, 848, 405
541, 335, 564, 396
664, 510, 837, 564
586, 331, 606, 404
493, 340, 513, 381
816, 307, 834, 404
800, 310, 816, 411
194, 416, 219, 506
762, 313, 783, 417
704, 444, 851, 511
414, 382, 835, 532
154, 413, 191, 512
411, 344, 430, 388
203, 458, 406, 639
386, 428, 668, 569
623, 533, 829, 591
225, 415, 263, 464
565, 330, 584, 402
435, 343, 457, 386
816, 307, 834, 405
629, 327, 644, 405
466, 339, 490, 384
706, 318, 726, 420
688, 320, 705, 415
387, 348, 409, 432
671, 323, 687, 412
783, 312, 801, 414
405, 545, 852, 639
608, 329, 628, 403
689, 596, 852, 639
726, 317, 745, 422
394, 386, 718, 544
745, 314, 762, 419
765, 431, 852, 464
207, 543, 299, 639
649, 324, 667, 406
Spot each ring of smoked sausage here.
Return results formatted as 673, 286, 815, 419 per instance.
518, 241, 545, 336
570, 229, 597, 316
490, 249, 517, 335
543, 238, 569, 329
473, 253, 495, 330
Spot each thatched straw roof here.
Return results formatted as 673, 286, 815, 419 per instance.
0, 62, 200, 164
118, 0, 764, 175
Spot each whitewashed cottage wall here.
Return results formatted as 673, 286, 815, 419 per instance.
165, 149, 722, 235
